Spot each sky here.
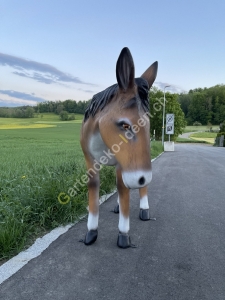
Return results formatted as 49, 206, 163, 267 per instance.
0, 0, 225, 107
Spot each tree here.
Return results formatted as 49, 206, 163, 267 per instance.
180, 84, 225, 125
177, 93, 191, 118
220, 121, 225, 132
25, 107, 34, 118
56, 103, 64, 115
60, 110, 69, 121
149, 87, 186, 141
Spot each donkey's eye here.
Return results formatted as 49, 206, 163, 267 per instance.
122, 123, 131, 130
117, 120, 132, 131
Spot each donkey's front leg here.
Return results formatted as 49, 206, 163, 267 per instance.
83, 157, 100, 245
139, 186, 150, 221
116, 166, 132, 248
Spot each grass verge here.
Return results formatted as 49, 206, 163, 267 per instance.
176, 137, 209, 143
0, 115, 164, 261
0, 116, 115, 260
151, 141, 164, 158
0, 158, 116, 260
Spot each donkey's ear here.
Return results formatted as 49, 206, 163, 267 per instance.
116, 47, 135, 91
141, 61, 158, 88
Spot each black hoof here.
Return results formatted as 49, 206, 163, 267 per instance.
84, 229, 98, 245
114, 204, 119, 214
139, 209, 150, 221
117, 232, 132, 249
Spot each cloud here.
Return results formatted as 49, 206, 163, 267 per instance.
155, 81, 186, 93
12, 71, 55, 84
0, 90, 47, 102
0, 98, 37, 107
78, 88, 95, 93
0, 52, 95, 86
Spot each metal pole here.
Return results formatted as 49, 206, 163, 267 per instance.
162, 85, 170, 145
162, 90, 165, 145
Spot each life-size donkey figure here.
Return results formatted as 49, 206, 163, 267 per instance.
80, 47, 158, 248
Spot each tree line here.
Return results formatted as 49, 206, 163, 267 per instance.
178, 84, 225, 125
36, 100, 90, 115
0, 106, 35, 118
0, 100, 90, 118
1, 84, 224, 130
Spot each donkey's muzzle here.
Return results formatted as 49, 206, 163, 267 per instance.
122, 170, 152, 189
138, 176, 145, 185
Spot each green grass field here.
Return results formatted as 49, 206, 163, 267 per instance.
0, 113, 83, 128
183, 125, 220, 133
176, 125, 219, 144
176, 137, 208, 143
0, 113, 116, 260
190, 132, 217, 144
0, 113, 163, 260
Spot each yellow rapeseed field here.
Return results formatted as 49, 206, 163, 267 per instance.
0, 124, 56, 130
190, 137, 215, 144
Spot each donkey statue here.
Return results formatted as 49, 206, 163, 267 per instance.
80, 47, 158, 248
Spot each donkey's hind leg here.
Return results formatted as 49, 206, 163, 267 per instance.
116, 166, 132, 248
83, 156, 100, 245
113, 197, 119, 213
139, 186, 150, 221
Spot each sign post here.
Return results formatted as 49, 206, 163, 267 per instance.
164, 113, 175, 151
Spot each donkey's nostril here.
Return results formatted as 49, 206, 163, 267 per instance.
139, 176, 145, 185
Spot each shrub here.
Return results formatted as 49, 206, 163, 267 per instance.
69, 114, 75, 120
217, 132, 225, 137
193, 121, 202, 126
219, 121, 225, 133
60, 111, 69, 121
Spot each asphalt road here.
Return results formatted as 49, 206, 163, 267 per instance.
1, 144, 225, 300
178, 132, 200, 139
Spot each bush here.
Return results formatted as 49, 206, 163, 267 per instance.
217, 132, 225, 137
69, 114, 75, 120
193, 121, 202, 126
60, 111, 69, 121
219, 121, 225, 132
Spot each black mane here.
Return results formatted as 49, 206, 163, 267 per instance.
84, 77, 149, 122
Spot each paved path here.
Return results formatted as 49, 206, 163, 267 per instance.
179, 131, 202, 139
1, 144, 225, 300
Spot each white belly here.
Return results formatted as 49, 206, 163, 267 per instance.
89, 132, 117, 166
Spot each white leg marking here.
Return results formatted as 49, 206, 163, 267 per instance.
118, 211, 129, 233
140, 195, 149, 209
87, 212, 99, 230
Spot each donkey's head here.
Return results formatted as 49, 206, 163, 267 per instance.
99, 47, 158, 189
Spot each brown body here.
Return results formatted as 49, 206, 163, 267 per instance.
80, 47, 158, 248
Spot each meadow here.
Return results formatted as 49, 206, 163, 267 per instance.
0, 113, 163, 260
183, 125, 220, 133
189, 132, 217, 144
176, 125, 219, 144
